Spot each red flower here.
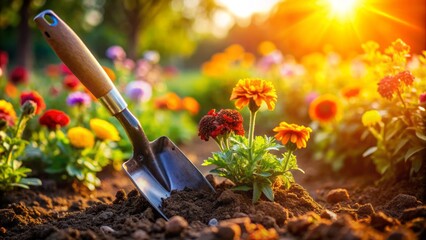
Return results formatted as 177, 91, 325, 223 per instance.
377, 76, 399, 100
60, 63, 73, 75
198, 109, 244, 141
20, 91, 46, 114
198, 113, 222, 141
63, 74, 80, 90
9, 66, 29, 85
0, 51, 8, 69
39, 110, 70, 130
217, 109, 244, 136
419, 93, 426, 103
395, 71, 414, 86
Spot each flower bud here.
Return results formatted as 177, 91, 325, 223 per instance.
22, 100, 37, 117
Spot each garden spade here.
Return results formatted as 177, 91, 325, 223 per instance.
34, 10, 214, 219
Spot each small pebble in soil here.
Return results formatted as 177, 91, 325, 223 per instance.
208, 218, 219, 226
326, 188, 350, 204
320, 209, 337, 221
165, 216, 189, 236
131, 230, 149, 240
217, 223, 241, 240
100, 225, 115, 234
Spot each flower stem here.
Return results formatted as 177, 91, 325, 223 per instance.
248, 110, 257, 161
396, 88, 413, 126
283, 149, 293, 171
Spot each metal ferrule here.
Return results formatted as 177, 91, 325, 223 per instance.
99, 88, 127, 115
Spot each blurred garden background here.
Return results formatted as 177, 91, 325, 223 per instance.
1, 0, 425, 190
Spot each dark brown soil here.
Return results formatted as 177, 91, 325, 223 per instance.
0, 140, 425, 239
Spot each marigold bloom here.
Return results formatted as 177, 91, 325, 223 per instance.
230, 78, 277, 111
155, 93, 181, 111
63, 74, 80, 90
67, 127, 95, 148
0, 99, 17, 126
20, 91, 46, 114
377, 76, 398, 99
9, 66, 28, 85
362, 110, 382, 127
198, 109, 244, 141
309, 94, 341, 123
39, 109, 70, 130
273, 122, 312, 149
217, 109, 244, 136
395, 71, 414, 86
198, 110, 222, 141
90, 118, 120, 141
182, 97, 200, 115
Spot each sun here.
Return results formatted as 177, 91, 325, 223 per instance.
327, 0, 361, 18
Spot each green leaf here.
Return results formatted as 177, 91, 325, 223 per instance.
20, 178, 42, 186
252, 182, 261, 203
404, 146, 426, 162
415, 131, 426, 142
10, 183, 30, 189
66, 164, 84, 180
255, 172, 272, 177
362, 146, 378, 157
261, 184, 274, 201
411, 156, 423, 174
393, 138, 409, 156
232, 185, 252, 191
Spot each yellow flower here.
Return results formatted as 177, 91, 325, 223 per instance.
273, 122, 312, 149
230, 78, 277, 111
67, 127, 94, 148
90, 118, 120, 141
362, 110, 382, 127
0, 99, 17, 126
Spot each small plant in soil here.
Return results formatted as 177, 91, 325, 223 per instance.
0, 98, 42, 190
35, 109, 121, 190
199, 78, 311, 203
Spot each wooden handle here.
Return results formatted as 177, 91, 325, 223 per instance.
34, 10, 113, 98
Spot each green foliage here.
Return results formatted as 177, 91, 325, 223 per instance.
204, 135, 302, 203
0, 103, 41, 191
360, 40, 426, 180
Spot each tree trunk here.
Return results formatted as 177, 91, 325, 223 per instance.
16, 0, 33, 69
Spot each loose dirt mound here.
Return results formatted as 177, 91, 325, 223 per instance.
1, 174, 425, 240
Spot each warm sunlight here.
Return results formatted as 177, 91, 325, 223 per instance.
216, 0, 281, 19
327, 0, 359, 17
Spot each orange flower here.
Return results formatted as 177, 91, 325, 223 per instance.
230, 78, 277, 111
102, 66, 116, 82
155, 93, 181, 111
341, 85, 361, 99
5, 82, 18, 98
309, 94, 341, 123
182, 97, 199, 115
273, 122, 312, 149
